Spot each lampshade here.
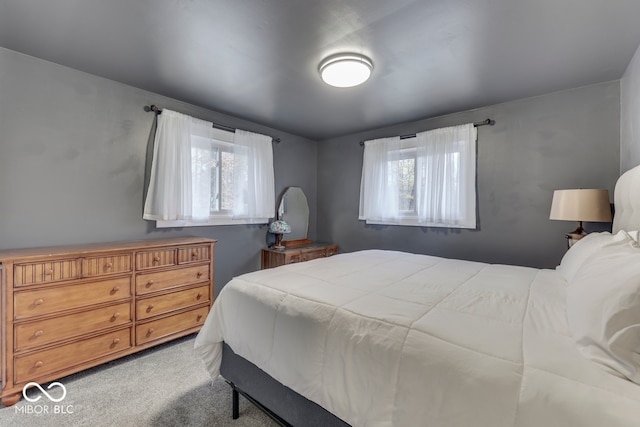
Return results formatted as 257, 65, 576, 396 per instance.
549, 189, 612, 222
268, 220, 291, 235
319, 54, 373, 88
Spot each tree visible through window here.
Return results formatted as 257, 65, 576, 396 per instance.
390, 151, 416, 213
192, 135, 235, 217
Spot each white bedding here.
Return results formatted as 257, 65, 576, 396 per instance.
194, 250, 640, 426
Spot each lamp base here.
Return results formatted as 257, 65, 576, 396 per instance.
565, 223, 588, 248
271, 233, 286, 250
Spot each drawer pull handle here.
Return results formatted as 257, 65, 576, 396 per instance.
111, 312, 120, 320
146, 304, 155, 312
196, 293, 203, 300
34, 361, 44, 368
34, 330, 44, 337
197, 314, 203, 322
147, 328, 155, 337
45, 269, 54, 276
105, 262, 113, 269
33, 298, 44, 306
112, 338, 120, 345
191, 251, 198, 258
146, 280, 154, 288
153, 256, 160, 263
111, 286, 121, 294
196, 271, 203, 278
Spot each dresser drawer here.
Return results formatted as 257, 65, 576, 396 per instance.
136, 306, 208, 345
15, 302, 131, 352
82, 254, 132, 277
287, 254, 302, 264
300, 248, 328, 262
136, 249, 176, 270
325, 245, 339, 257
15, 328, 131, 383
178, 245, 210, 264
14, 277, 131, 319
13, 258, 79, 286
136, 265, 209, 295
136, 285, 210, 320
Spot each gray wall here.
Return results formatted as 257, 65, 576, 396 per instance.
621, 42, 640, 174
0, 45, 626, 284
0, 47, 317, 295
317, 82, 620, 269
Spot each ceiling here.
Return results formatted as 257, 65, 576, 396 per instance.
1, 0, 640, 140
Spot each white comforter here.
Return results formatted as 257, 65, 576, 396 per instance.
194, 250, 640, 426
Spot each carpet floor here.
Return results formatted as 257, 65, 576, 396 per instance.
0, 335, 278, 427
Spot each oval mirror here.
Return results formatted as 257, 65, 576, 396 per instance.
278, 187, 310, 244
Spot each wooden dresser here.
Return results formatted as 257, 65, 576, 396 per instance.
261, 242, 338, 269
0, 237, 215, 406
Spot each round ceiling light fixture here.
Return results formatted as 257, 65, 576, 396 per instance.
319, 53, 373, 88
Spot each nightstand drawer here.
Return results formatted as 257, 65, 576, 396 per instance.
136, 285, 210, 320
13, 259, 79, 286
15, 328, 131, 383
136, 306, 208, 345
14, 277, 131, 319
136, 265, 209, 295
14, 302, 131, 351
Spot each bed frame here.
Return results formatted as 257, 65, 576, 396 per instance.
220, 343, 350, 426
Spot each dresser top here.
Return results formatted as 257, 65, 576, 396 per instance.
0, 237, 216, 261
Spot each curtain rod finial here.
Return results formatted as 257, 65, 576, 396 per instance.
144, 105, 161, 114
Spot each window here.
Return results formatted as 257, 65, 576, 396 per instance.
143, 110, 275, 227
190, 131, 235, 218
359, 123, 476, 228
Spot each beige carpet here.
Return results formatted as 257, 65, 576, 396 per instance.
0, 335, 278, 427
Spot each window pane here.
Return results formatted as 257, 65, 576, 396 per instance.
210, 149, 220, 213
220, 150, 234, 211
398, 158, 415, 211
192, 144, 216, 218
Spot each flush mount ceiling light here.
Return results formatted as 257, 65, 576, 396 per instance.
319, 54, 373, 88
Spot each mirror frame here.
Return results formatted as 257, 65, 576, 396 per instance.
277, 186, 312, 249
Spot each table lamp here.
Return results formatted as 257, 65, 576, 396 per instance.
268, 220, 291, 250
549, 189, 612, 243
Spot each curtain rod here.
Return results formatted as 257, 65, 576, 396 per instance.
144, 105, 281, 143
358, 119, 494, 146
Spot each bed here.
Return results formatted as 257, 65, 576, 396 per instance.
194, 165, 640, 426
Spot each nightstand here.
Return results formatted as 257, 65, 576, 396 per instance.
261, 242, 338, 269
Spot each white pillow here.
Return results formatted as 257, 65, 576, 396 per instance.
556, 231, 632, 282
566, 239, 640, 384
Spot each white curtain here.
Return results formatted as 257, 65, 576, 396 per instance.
143, 110, 199, 221
143, 109, 275, 223
415, 123, 476, 228
358, 123, 477, 228
358, 136, 402, 222
232, 129, 275, 219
